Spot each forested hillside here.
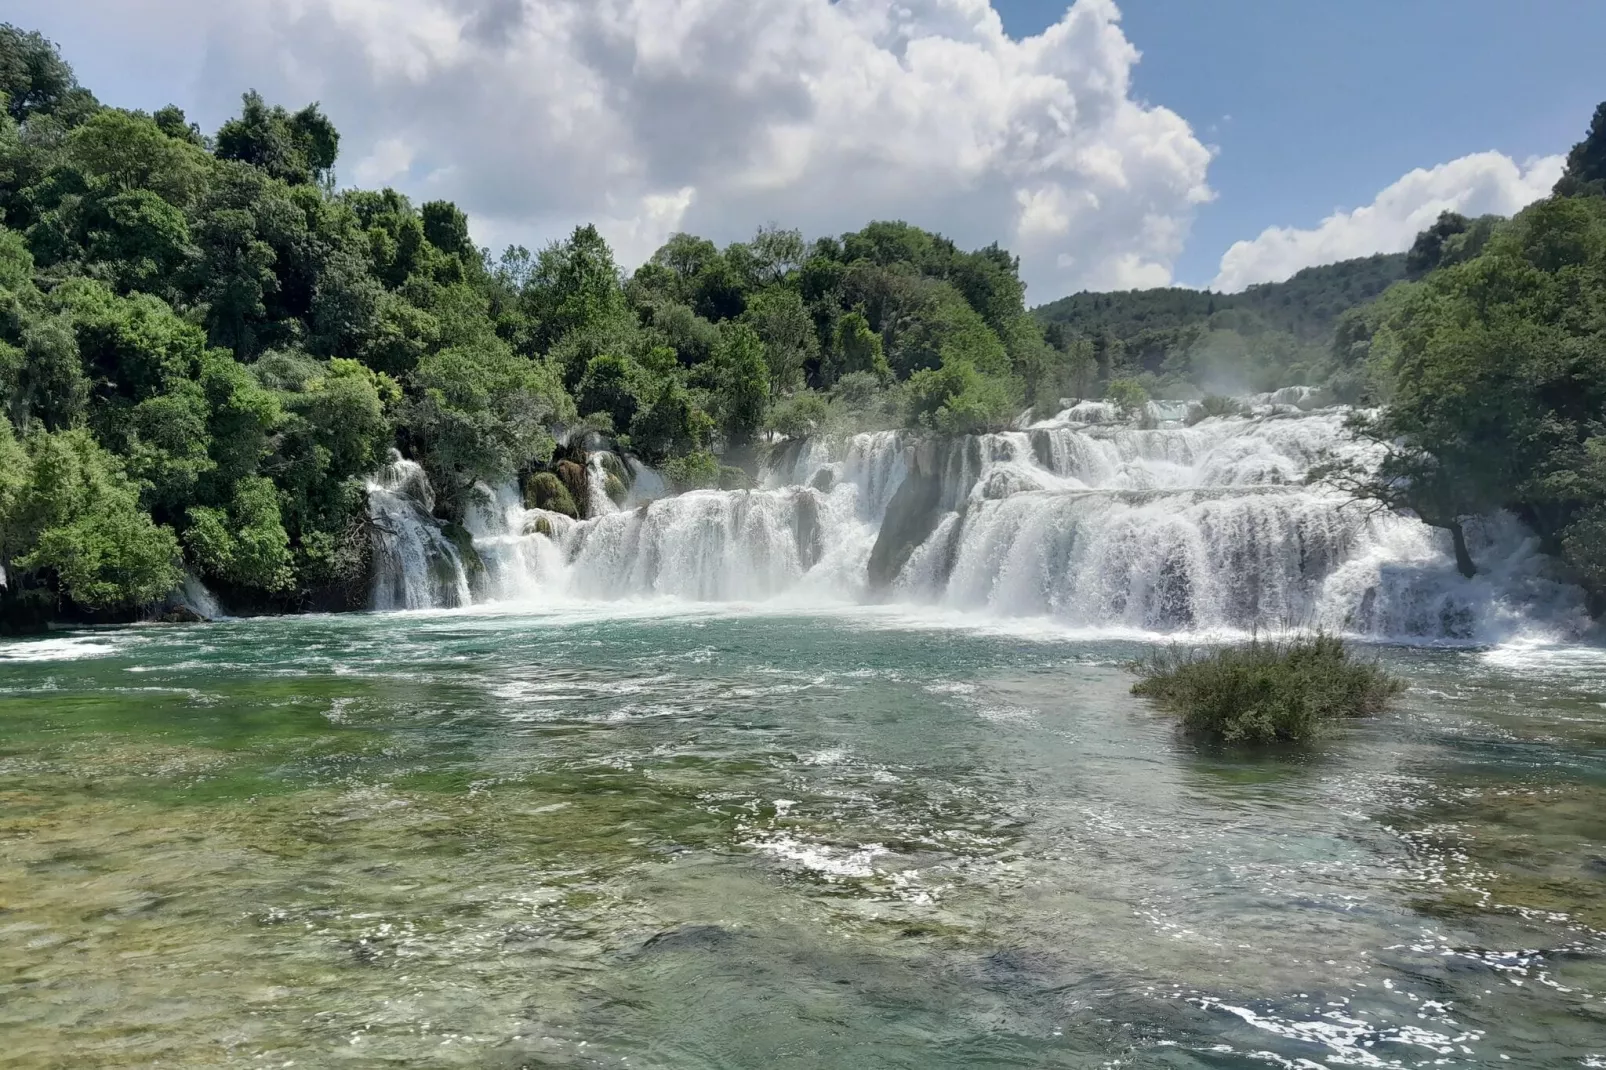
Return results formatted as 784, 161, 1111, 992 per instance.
1, 20, 1604, 628
0, 25, 1073, 628
1033, 253, 1418, 396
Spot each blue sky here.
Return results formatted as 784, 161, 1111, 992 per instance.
995, 0, 1606, 285
8, 0, 1601, 298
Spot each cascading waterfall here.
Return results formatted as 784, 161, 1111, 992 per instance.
366, 452, 472, 611
365, 404, 1588, 641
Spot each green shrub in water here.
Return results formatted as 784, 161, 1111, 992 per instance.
1130, 634, 1403, 743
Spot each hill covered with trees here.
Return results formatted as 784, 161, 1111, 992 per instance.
1, 20, 1604, 627
0, 24, 1073, 627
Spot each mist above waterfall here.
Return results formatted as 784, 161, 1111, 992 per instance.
367, 401, 1588, 644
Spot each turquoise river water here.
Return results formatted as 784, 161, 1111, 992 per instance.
2, 605, 1604, 1068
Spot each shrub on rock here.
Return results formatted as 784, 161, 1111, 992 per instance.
1130, 634, 1402, 744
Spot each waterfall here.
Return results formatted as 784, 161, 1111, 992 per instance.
366, 452, 472, 611
364, 407, 1588, 641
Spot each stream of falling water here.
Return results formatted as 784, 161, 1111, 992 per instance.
367, 397, 1587, 643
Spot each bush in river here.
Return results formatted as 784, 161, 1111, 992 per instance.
1130, 634, 1403, 744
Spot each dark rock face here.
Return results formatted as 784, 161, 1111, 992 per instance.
866, 439, 947, 591
795, 490, 822, 571
155, 604, 207, 624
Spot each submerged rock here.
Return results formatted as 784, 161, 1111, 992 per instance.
154, 604, 207, 624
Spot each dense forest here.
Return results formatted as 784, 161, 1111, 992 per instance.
1033, 253, 1410, 397
1, 23, 1603, 628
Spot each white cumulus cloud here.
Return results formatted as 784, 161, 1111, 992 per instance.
12, 0, 1215, 300
1211, 151, 1565, 292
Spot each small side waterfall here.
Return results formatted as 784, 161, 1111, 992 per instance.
366, 452, 472, 611
463, 481, 573, 603
364, 406, 1588, 642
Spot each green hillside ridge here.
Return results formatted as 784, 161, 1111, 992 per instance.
1, 20, 1604, 628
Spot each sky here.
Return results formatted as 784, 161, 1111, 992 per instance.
7, 0, 1601, 302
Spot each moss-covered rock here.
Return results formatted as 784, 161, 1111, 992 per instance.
555, 459, 590, 516
604, 473, 628, 505
525, 472, 578, 519
718, 465, 753, 491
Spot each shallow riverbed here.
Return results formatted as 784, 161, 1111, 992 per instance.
2, 606, 1604, 1067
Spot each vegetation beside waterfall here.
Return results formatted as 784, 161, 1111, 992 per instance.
1313, 132, 1606, 603
1130, 635, 1404, 744
1, 20, 1605, 628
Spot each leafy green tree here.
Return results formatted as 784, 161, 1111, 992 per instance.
650, 232, 720, 290
14, 317, 87, 429
407, 341, 571, 512
829, 311, 890, 385
645, 300, 719, 368
0, 24, 81, 122
1105, 378, 1149, 418
710, 322, 769, 448
214, 91, 339, 186
184, 474, 292, 591
747, 224, 805, 285
11, 427, 181, 609
1406, 211, 1471, 279
193, 205, 278, 355
152, 104, 205, 147
1328, 192, 1606, 580
1555, 101, 1606, 199
577, 353, 642, 432
420, 200, 474, 258
904, 359, 1015, 435
663, 449, 719, 491
765, 392, 828, 439
0, 416, 29, 561
741, 287, 817, 393
124, 383, 212, 509
67, 109, 209, 205
947, 243, 1026, 336
629, 379, 712, 463
84, 189, 197, 298
525, 224, 628, 352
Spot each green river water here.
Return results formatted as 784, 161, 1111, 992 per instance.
2, 606, 1604, 1068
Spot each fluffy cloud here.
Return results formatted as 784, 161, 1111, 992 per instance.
20, 0, 1214, 300
1211, 151, 1565, 292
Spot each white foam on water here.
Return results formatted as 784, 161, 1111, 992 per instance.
0, 636, 120, 662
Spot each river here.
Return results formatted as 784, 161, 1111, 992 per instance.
2, 608, 1604, 1067
2, 397, 1603, 1066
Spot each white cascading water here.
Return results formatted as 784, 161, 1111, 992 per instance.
366, 452, 473, 611
366, 403, 1589, 642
